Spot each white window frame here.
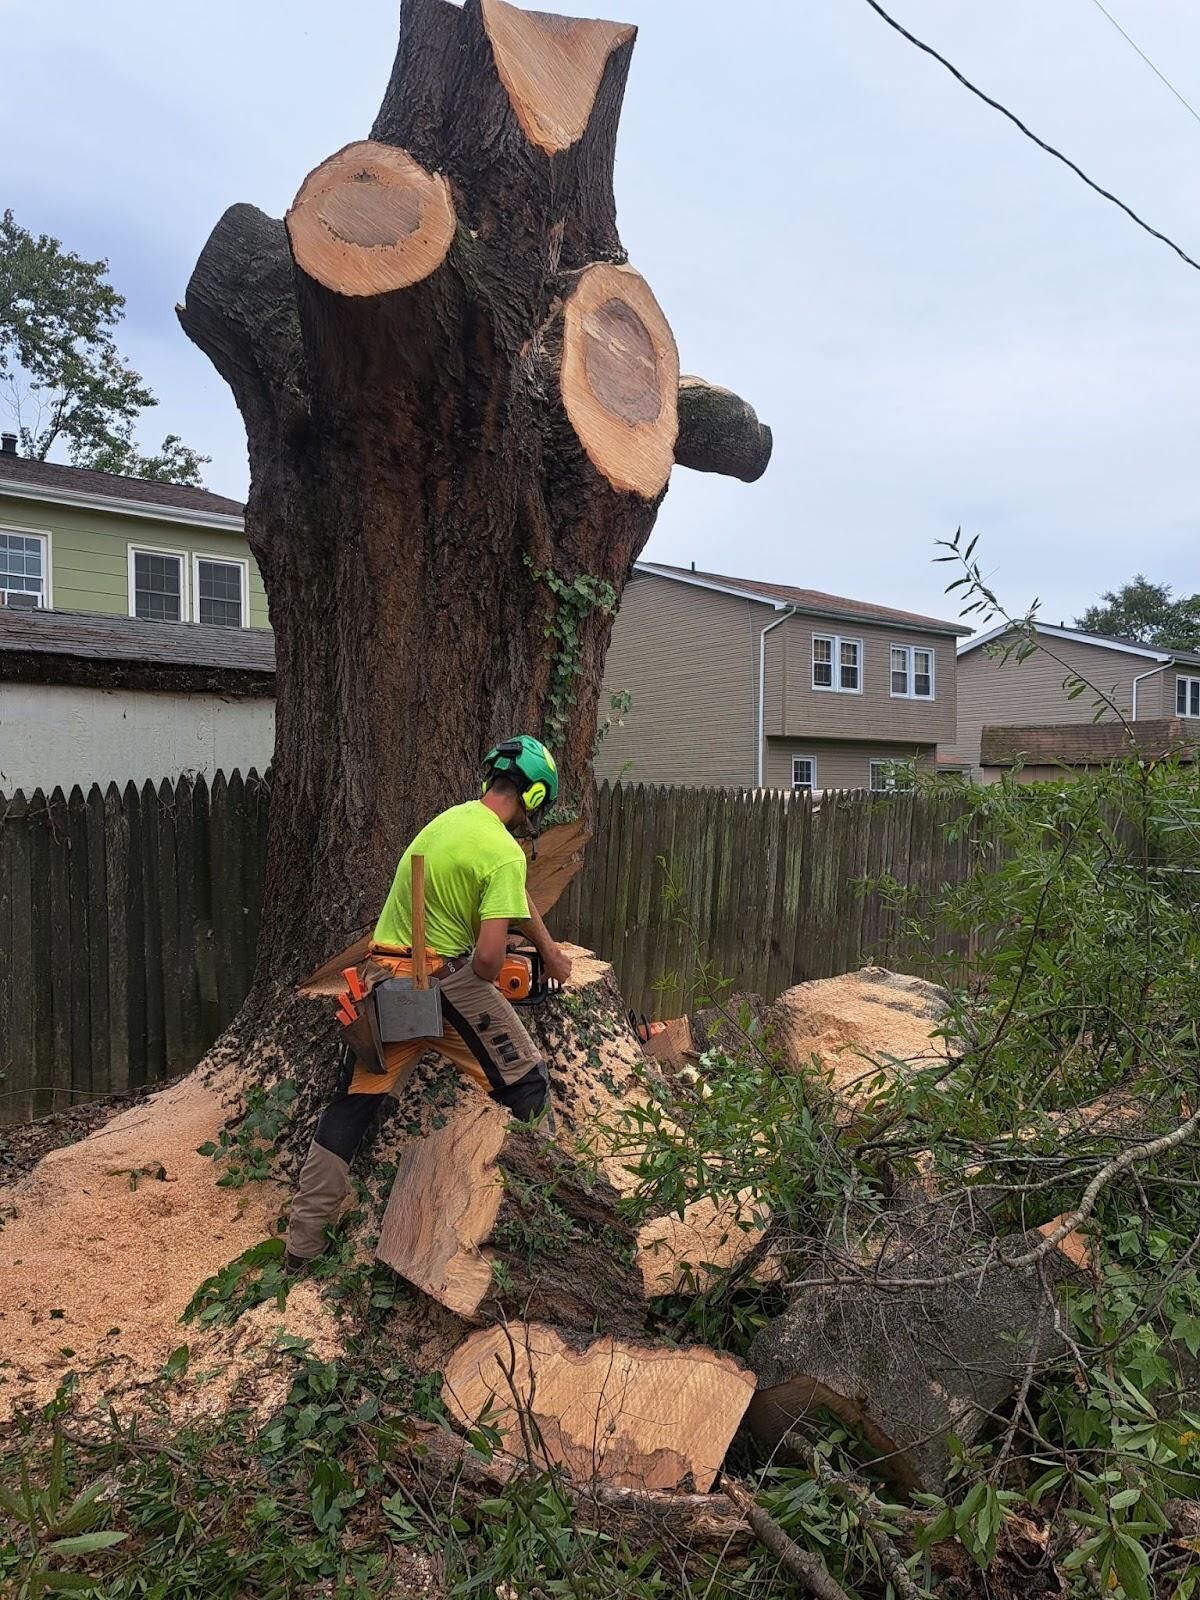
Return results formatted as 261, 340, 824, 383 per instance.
812, 632, 864, 694
890, 643, 936, 700
791, 754, 817, 793
128, 542, 188, 622
0, 524, 51, 608
1177, 675, 1200, 719
191, 552, 250, 628
869, 757, 915, 794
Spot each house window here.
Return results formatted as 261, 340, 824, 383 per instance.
0, 530, 48, 608
792, 756, 816, 792
1177, 676, 1200, 718
890, 644, 935, 699
870, 758, 915, 793
130, 547, 185, 622
812, 635, 833, 689
194, 556, 246, 628
813, 633, 862, 693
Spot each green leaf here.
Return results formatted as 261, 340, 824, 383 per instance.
46, 1531, 128, 1555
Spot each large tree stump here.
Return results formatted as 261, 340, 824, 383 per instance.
177, 0, 772, 1070
442, 1321, 755, 1492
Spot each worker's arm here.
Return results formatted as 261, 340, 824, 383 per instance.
473, 918, 510, 983
517, 898, 573, 986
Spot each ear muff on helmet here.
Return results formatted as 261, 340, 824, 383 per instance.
521, 779, 547, 813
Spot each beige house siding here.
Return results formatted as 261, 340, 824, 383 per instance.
951, 634, 1174, 774
764, 739, 936, 792
764, 616, 957, 745
596, 573, 765, 787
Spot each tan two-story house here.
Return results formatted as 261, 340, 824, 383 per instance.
595, 563, 969, 792
950, 623, 1200, 778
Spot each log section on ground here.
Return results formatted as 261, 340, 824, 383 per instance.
747, 1226, 1077, 1492
374, 952, 772, 1310
442, 1322, 755, 1491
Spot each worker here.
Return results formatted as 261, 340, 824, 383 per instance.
284, 735, 572, 1268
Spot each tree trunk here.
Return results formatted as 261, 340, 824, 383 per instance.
177, 0, 771, 1061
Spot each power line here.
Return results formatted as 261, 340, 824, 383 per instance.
860, 0, 1200, 277
1084, 0, 1200, 130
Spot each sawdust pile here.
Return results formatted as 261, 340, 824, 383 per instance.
771, 966, 950, 1106
0, 1068, 292, 1420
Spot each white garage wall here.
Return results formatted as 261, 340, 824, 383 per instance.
0, 684, 275, 794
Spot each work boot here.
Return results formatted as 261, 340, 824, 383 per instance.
285, 1139, 351, 1262
283, 1249, 313, 1274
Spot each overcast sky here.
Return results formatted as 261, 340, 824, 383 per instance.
6, 0, 1200, 628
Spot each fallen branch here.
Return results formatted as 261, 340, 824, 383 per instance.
362, 1424, 752, 1553
781, 1435, 921, 1600
721, 1477, 853, 1600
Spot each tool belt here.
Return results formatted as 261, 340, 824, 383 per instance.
333, 948, 446, 1075
332, 943, 561, 1075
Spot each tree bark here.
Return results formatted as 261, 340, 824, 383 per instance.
178, 0, 771, 1039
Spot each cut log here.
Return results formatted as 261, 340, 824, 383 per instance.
286, 140, 456, 296
560, 262, 679, 498
636, 1188, 774, 1297
441, 1321, 755, 1491
376, 1095, 645, 1332
747, 1228, 1076, 1492
481, 0, 636, 154
768, 967, 951, 1114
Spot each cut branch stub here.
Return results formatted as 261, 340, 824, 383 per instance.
676, 375, 773, 483
561, 262, 679, 498
481, 0, 636, 154
286, 140, 456, 296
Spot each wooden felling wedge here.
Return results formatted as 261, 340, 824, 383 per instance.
442, 1321, 756, 1491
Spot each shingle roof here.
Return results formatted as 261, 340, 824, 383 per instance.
636, 562, 968, 635
980, 719, 1198, 767
0, 606, 274, 673
0, 452, 244, 519
959, 621, 1200, 667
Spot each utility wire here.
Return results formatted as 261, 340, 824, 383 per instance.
1084, 0, 1200, 130
860, 0, 1200, 277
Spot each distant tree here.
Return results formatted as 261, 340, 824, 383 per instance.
1076, 574, 1200, 650
0, 209, 209, 485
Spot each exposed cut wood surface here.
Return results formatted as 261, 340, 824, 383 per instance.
287, 140, 456, 296
481, 0, 635, 153
376, 1097, 506, 1317
561, 263, 679, 498
636, 1188, 773, 1297
442, 1321, 755, 1491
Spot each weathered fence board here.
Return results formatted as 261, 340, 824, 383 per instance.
1, 771, 985, 1122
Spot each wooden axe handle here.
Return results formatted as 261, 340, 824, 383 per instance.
411, 855, 429, 990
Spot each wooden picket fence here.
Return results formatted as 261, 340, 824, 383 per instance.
0, 772, 268, 1123
0, 772, 982, 1123
554, 782, 983, 1015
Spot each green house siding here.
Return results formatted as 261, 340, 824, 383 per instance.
0, 493, 269, 629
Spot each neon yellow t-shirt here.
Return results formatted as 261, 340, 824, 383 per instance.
372, 800, 529, 957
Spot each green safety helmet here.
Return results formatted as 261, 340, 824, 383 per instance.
482, 734, 559, 814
